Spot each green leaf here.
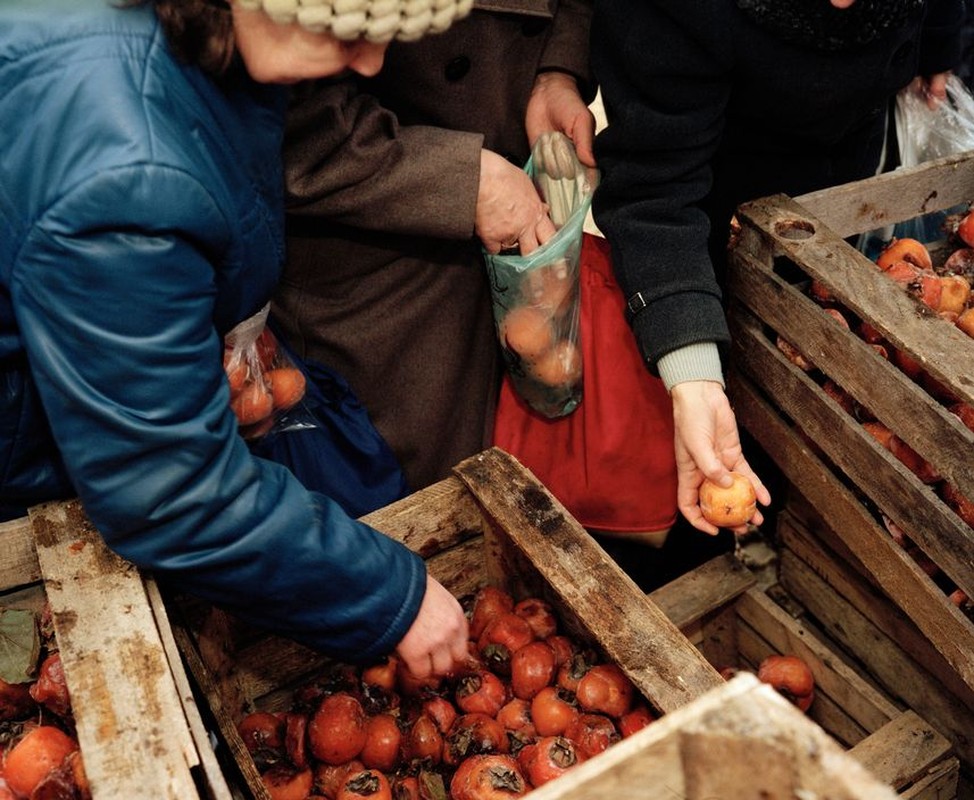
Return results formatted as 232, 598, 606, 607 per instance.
0, 608, 40, 685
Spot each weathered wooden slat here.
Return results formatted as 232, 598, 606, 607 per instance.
648, 552, 754, 629
452, 448, 725, 714
727, 318, 974, 680
849, 711, 956, 796
0, 515, 40, 591
792, 151, 974, 237
29, 500, 204, 799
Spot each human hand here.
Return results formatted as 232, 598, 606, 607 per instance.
395, 573, 469, 678
525, 71, 596, 168
911, 72, 951, 110
476, 149, 557, 255
670, 380, 770, 535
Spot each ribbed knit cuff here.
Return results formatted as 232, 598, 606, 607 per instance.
657, 342, 725, 392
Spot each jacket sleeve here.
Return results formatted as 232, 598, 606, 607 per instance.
539, 0, 595, 101
12, 165, 426, 663
591, 1, 731, 370
284, 79, 485, 239
918, 0, 964, 76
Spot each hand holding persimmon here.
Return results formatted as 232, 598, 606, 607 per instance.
699, 472, 757, 528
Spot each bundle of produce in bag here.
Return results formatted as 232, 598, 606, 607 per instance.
223, 304, 307, 439
484, 132, 599, 418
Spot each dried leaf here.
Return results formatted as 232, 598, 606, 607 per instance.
0, 608, 40, 685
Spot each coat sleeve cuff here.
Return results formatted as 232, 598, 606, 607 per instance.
657, 342, 725, 392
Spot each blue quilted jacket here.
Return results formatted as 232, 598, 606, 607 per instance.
0, 0, 426, 661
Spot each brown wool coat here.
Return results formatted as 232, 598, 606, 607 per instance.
275, 0, 593, 491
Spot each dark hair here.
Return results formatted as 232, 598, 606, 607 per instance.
122, 0, 235, 75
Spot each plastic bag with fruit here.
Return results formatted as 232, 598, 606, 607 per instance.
225, 306, 408, 517
859, 74, 974, 259
483, 132, 600, 419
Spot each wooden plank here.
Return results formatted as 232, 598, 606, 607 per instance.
648, 552, 755, 629
727, 332, 974, 693
778, 534, 974, 771
0, 515, 40, 591
779, 506, 974, 711
897, 759, 961, 800
524, 672, 899, 800
736, 588, 900, 734
29, 500, 203, 800
145, 579, 234, 800
453, 448, 725, 713
729, 247, 974, 504
849, 711, 956, 795
792, 151, 974, 237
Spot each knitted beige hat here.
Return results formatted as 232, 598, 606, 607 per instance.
237, 0, 474, 42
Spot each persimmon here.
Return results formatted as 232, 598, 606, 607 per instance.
361, 656, 398, 694
261, 766, 314, 800
544, 635, 575, 669
512, 598, 558, 640
3, 725, 78, 799
477, 613, 535, 675
876, 237, 933, 271
449, 754, 527, 800
555, 650, 594, 694
266, 367, 306, 411
757, 654, 815, 712
775, 336, 813, 371
314, 760, 363, 799
401, 714, 443, 764
231, 381, 273, 426
618, 703, 655, 738
530, 687, 578, 737
284, 712, 310, 770
575, 663, 634, 718
238, 711, 286, 757
505, 641, 554, 702
495, 698, 536, 738
956, 210, 974, 248
529, 340, 582, 387
456, 671, 509, 717
308, 692, 368, 765
889, 434, 941, 484
468, 586, 515, 641
443, 713, 509, 766
564, 713, 619, 759
942, 482, 974, 528
957, 307, 974, 338
699, 472, 757, 528
421, 696, 457, 735
500, 307, 554, 363
336, 768, 392, 800
29, 652, 71, 719
938, 274, 971, 315
524, 265, 574, 319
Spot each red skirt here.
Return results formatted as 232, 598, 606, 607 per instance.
493, 233, 678, 532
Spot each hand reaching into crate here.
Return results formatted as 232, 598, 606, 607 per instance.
394, 574, 470, 679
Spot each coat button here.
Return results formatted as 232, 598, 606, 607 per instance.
444, 56, 471, 81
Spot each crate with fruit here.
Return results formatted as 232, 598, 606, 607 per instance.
725, 149, 974, 785
0, 506, 228, 799
163, 447, 953, 800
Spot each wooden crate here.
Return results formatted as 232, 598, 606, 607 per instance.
164, 447, 954, 800
0, 504, 231, 800
726, 151, 974, 777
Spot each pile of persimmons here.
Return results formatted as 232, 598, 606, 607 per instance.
240, 586, 815, 800
0, 605, 89, 799
776, 204, 974, 614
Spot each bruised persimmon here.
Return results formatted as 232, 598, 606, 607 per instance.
757, 654, 815, 712
938, 274, 971, 316
29, 652, 71, 719
238, 711, 286, 757
3, 725, 78, 799
512, 598, 558, 640
518, 735, 581, 788
449, 754, 527, 800
876, 237, 933, 271
468, 586, 515, 642
500, 307, 554, 363
564, 713, 619, 759
699, 472, 757, 528
575, 663, 634, 719
336, 768, 392, 800
266, 367, 306, 411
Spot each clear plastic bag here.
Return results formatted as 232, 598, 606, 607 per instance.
483, 133, 600, 418
859, 75, 974, 258
223, 304, 308, 439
